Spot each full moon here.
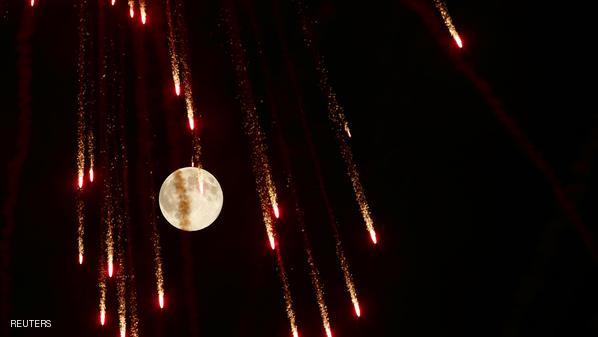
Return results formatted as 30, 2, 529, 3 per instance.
159, 167, 223, 231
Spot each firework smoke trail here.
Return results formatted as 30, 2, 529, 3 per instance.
139, 0, 147, 24
164, 0, 181, 96
223, 6, 297, 336
76, 195, 85, 264
271, 1, 362, 316
433, 0, 463, 48
293, 0, 377, 245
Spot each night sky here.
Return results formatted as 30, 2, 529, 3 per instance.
2, 1, 598, 337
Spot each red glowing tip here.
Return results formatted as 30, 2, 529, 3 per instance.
292, 330, 299, 337
454, 35, 463, 48
78, 253, 83, 265
111, 0, 115, 5
89, 168, 94, 182
175, 83, 181, 96
325, 328, 333, 337
354, 303, 361, 317
30, 0, 35, 7
141, 14, 147, 24
269, 236, 276, 250
100, 311, 105, 325
120, 329, 126, 337
78, 175, 84, 189
273, 204, 280, 219
159, 293, 165, 309
129, 7, 135, 18
108, 262, 113, 277
369, 230, 377, 244
188, 117, 195, 130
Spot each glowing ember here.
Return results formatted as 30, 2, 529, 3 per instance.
269, 235, 276, 250
78, 175, 84, 189
79, 253, 83, 265
175, 83, 181, 96
273, 203, 280, 219
325, 327, 333, 337
354, 302, 361, 317
129, 7, 134, 18
89, 167, 94, 182
100, 310, 105, 325
369, 229, 377, 244
188, 116, 195, 130
108, 261, 113, 277
158, 292, 164, 309
141, 12, 147, 24
30, 0, 35, 7
454, 35, 463, 48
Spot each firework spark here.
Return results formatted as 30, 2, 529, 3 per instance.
111, 0, 115, 6
30, 0, 35, 7
433, 0, 463, 48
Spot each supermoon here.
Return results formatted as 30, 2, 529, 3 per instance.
159, 167, 223, 231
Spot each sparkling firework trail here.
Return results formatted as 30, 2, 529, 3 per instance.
117, 251, 127, 337
99, 253, 107, 325
433, 0, 463, 48
226, 24, 279, 249
294, 0, 378, 244
224, 7, 297, 335
165, 0, 181, 96
76, 195, 84, 265
270, 1, 363, 316
88, 129, 95, 182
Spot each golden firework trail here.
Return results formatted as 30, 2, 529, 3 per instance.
276, 248, 299, 337
151, 192, 165, 309
139, 0, 147, 24
294, 1, 377, 244
76, 2, 87, 191
298, 206, 332, 336
165, 0, 181, 96
104, 182, 115, 278
127, 273, 139, 337
117, 254, 127, 337
225, 12, 280, 249
224, 8, 298, 336
99, 252, 107, 325
76, 195, 85, 265
88, 130, 95, 183
173, 0, 199, 134
433, 0, 463, 48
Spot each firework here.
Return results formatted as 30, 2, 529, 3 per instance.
129, 0, 135, 18
140, 0, 147, 24
30, 0, 35, 7
433, 0, 463, 48
269, 1, 364, 317
293, 0, 378, 244
99, 254, 107, 326
165, 0, 181, 96
76, 195, 84, 265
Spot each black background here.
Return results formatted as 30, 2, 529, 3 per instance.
2, 1, 597, 337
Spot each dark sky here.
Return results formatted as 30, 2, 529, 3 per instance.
2, 1, 598, 337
